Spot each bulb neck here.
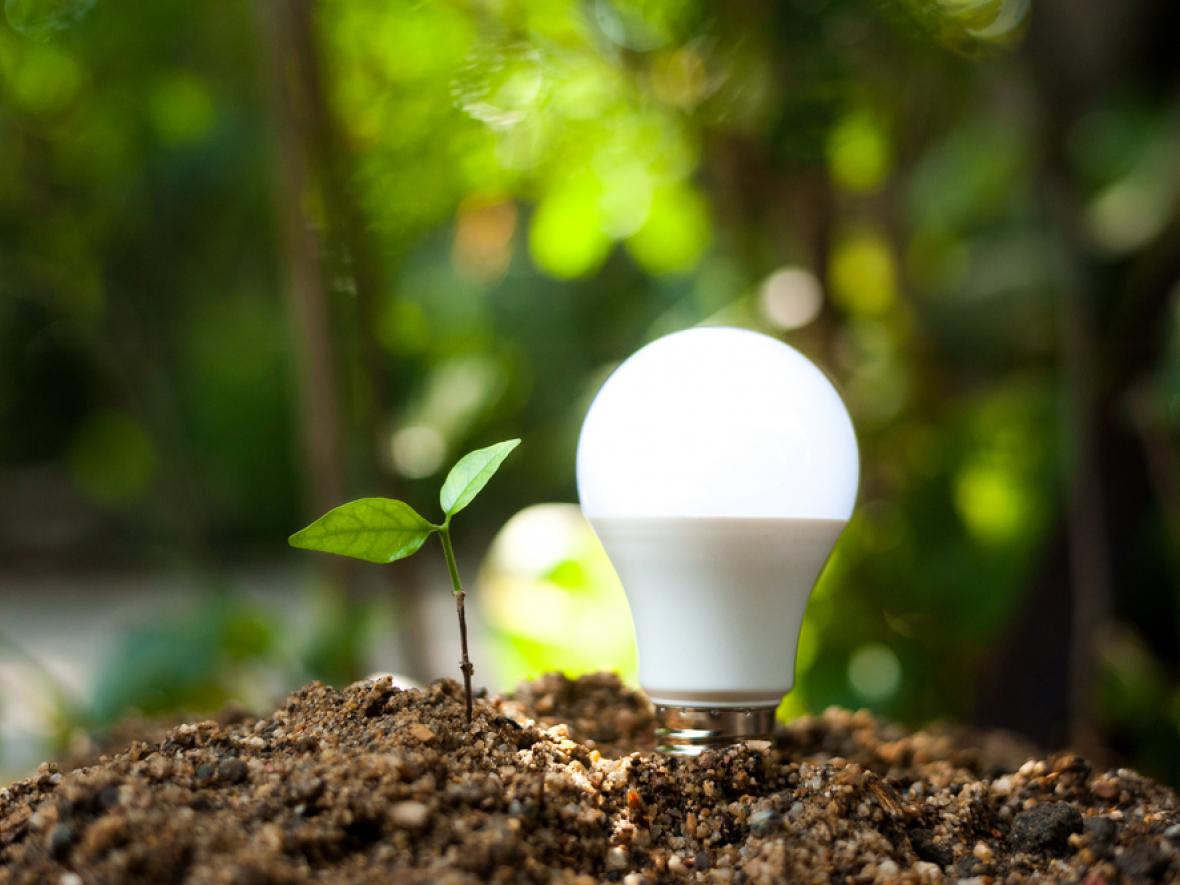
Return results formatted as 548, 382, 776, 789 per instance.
654, 704, 778, 756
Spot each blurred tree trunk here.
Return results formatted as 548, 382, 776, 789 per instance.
259, 0, 344, 519
976, 0, 1180, 758
259, 0, 432, 681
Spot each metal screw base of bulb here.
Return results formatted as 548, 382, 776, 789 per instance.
654, 704, 778, 756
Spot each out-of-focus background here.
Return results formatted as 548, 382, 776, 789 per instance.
1, 0, 1179, 783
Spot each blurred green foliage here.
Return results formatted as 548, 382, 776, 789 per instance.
1, 0, 1179, 784
88, 592, 276, 726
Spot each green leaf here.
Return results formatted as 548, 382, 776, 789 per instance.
440, 438, 521, 516
289, 498, 436, 564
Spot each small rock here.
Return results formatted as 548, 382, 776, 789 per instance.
913, 860, 942, 879
606, 846, 629, 872
47, 823, 72, 860
1010, 802, 1083, 853
1086, 815, 1118, 851
1117, 841, 1166, 880
408, 723, 436, 743
909, 827, 953, 867
955, 855, 983, 878
749, 809, 782, 837
1090, 776, 1120, 800
390, 800, 431, 830
1164, 823, 1180, 842
97, 784, 121, 810
82, 814, 127, 855
219, 758, 248, 784
59, 875, 82, 885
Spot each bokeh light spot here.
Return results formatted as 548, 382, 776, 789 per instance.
391, 425, 447, 479
625, 183, 710, 275
452, 198, 517, 281
68, 411, 157, 505
759, 267, 824, 330
528, 179, 611, 279
150, 75, 217, 145
848, 643, 901, 701
829, 229, 898, 315
481, 504, 636, 690
827, 111, 890, 193
954, 460, 1030, 544
5, 39, 82, 116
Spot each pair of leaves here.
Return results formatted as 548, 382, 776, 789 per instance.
289, 439, 519, 565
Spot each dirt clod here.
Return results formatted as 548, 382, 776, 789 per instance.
1010, 801, 1084, 853
2, 672, 1179, 883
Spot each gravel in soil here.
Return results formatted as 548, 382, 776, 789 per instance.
2, 672, 1179, 883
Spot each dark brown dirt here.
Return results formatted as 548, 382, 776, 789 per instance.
2, 672, 1178, 883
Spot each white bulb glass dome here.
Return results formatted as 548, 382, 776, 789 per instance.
576, 326, 861, 752
577, 326, 858, 521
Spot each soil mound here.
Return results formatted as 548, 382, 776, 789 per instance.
2, 673, 1177, 883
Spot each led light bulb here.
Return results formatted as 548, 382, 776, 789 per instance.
576, 327, 859, 754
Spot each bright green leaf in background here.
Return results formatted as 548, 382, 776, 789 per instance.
440, 438, 521, 516
289, 498, 435, 564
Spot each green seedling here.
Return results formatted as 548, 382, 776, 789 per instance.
289, 439, 521, 722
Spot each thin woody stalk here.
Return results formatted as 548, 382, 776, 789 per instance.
439, 522, 474, 723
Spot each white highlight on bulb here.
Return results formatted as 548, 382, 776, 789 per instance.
576, 326, 859, 709
578, 326, 857, 521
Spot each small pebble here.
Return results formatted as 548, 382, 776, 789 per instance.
47, 824, 72, 860
390, 801, 431, 830
1087, 816, 1119, 847
408, 723, 436, 743
749, 808, 782, 837
606, 846, 629, 872
219, 758, 248, 784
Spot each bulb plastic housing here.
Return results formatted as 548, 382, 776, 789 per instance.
576, 327, 859, 751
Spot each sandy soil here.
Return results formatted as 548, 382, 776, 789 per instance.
1, 672, 1177, 883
